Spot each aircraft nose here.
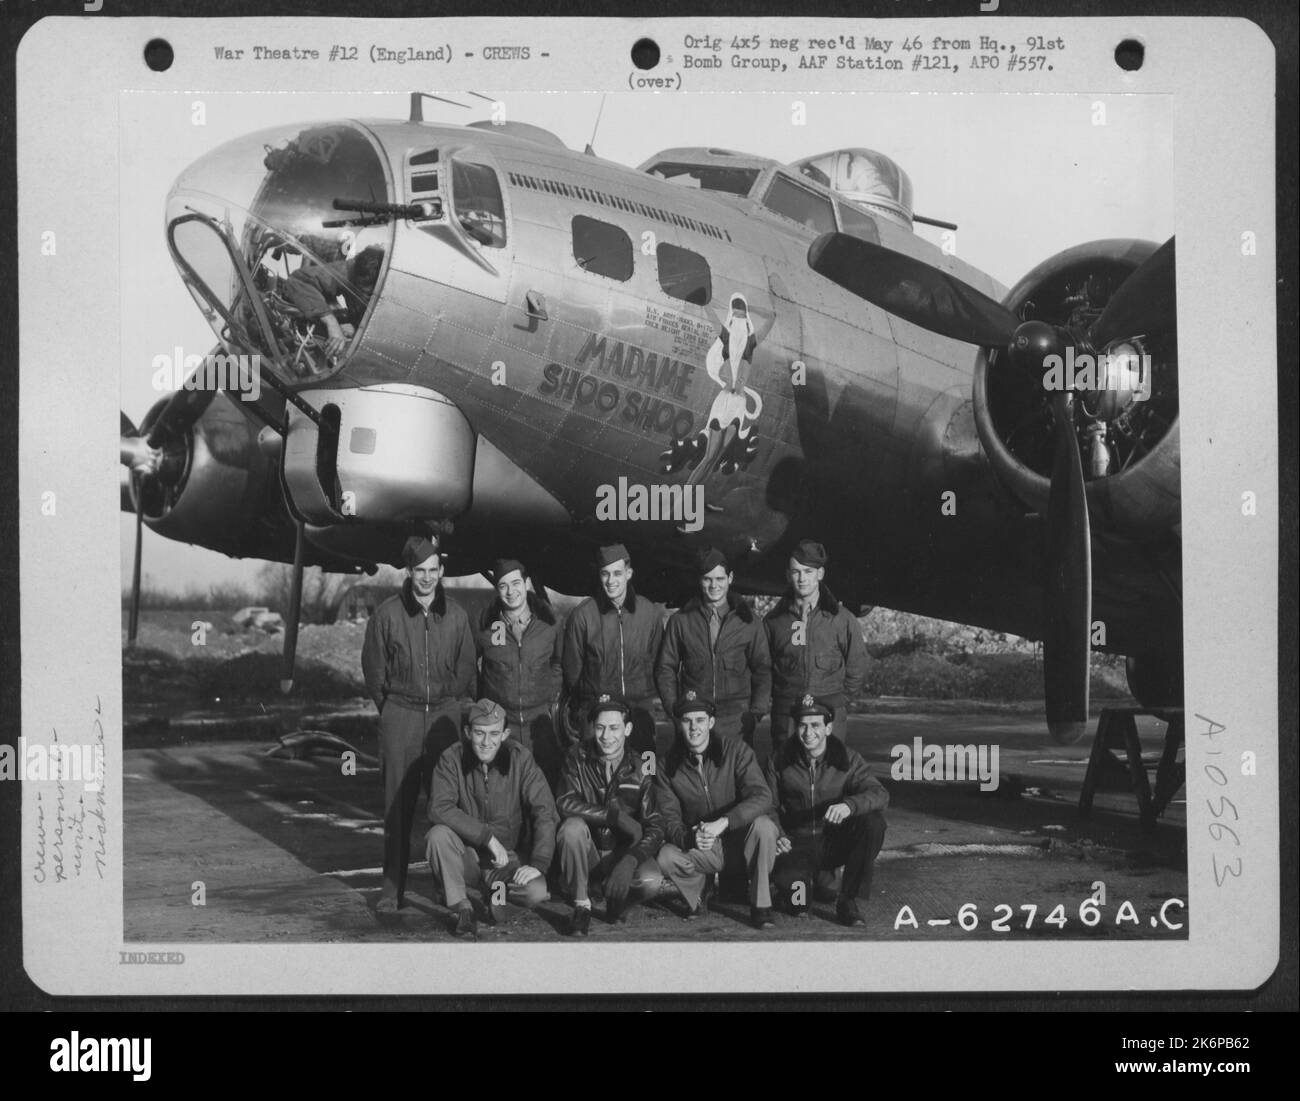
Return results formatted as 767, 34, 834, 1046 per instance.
165, 121, 394, 380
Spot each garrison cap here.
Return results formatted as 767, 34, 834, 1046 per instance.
597, 543, 631, 569
402, 535, 441, 568
588, 693, 633, 721
790, 539, 828, 568
491, 558, 527, 584
672, 690, 716, 720
464, 699, 507, 729
790, 694, 835, 722
695, 546, 730, 576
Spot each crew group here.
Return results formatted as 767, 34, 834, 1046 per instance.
361, 535, 888, 936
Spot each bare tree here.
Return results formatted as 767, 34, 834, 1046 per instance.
256, 564, 359, 625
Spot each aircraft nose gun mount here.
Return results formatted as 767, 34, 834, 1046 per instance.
325, 196, 442, 226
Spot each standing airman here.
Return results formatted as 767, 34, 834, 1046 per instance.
562, 544, 664, 756
656, 546, 771, 745
361, 535, 476, 912
764, 539, 868, 758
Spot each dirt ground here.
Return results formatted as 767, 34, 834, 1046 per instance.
123, 712, 1186, 946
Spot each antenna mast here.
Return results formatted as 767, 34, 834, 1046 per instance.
585, 95, 608, 155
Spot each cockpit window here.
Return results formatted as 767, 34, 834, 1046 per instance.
762, 174, 837, 234
836, 202, 880, 243
645, 162, 760, 197
451, 160, 507, 247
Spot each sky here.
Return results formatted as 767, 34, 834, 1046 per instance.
119, 90, 1173, 593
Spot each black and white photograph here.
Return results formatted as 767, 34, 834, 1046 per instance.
117, 86, 1187, 944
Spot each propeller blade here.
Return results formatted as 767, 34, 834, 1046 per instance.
127, 472, 144, 647
123, 410, 147, 643
1087, 236, 1176, 349
808, 232, 1020, 347
1042, 392, 1092, 744
279, 522, 306, 694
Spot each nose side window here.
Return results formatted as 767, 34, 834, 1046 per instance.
572, 215, 633, 281
656, 242, 712, 306
452, 160, 507, 248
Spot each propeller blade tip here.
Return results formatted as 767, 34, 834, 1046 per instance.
1048, 719, 1089, 745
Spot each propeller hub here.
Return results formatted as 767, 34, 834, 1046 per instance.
1008, 319, 1066, 377
120, 436, 161, 476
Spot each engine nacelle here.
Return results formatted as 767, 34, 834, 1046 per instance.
282, 383, 475, 525
972, 239, 1180, 539
129, 392, 273, 555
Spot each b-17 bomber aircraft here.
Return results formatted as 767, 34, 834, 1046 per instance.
119, 94, 1180, 742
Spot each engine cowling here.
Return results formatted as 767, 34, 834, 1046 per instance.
281, 384, 476, 525
972, 239, 1179, 539
127, 392, 278, 556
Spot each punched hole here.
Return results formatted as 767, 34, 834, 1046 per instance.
1115, 39, 1144, 72
632, 38, 660, 70
144, 38, 174, 72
